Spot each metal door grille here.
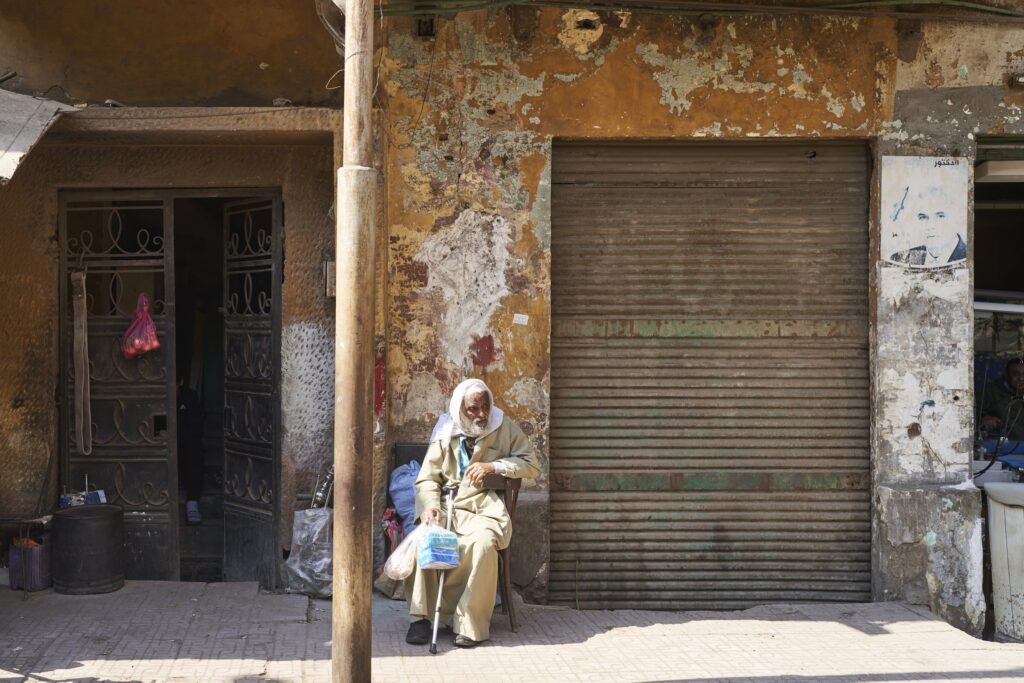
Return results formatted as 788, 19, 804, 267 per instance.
222, 197, 282, 587
549, 142, 871, 609
60, 194, 178, 579
60, 189, 283, 584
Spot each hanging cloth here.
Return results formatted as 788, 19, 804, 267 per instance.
70, 270, 92, 455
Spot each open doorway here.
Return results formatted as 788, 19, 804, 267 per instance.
58, 189, 282, 586
973, 160, 1024, 482
172, 195, 282, 585
174, 198, 226, 581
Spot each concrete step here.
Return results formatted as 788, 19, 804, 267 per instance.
179, 518, 223, 558
180, 556, 222, 582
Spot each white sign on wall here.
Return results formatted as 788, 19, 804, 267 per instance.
880, 156, 969, 269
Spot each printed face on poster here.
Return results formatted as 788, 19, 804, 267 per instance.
880, 156, 969, 269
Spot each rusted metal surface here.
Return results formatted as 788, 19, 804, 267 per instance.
59, 193, 179, 580
222, 197, 283, 588
549, 141, 870, 609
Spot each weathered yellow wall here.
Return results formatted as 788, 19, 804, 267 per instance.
379, 9, 898, 596
381, 8, 896, 434
0, 0, 341, 106
378, 8, 1024, 616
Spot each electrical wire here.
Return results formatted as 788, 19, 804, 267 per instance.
382, 0, 518, 15
376, 0, 1024, 21
826, 0, 1024, 17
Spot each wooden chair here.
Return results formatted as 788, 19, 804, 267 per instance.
391, 443, 520, 632
482, 472, 521, 633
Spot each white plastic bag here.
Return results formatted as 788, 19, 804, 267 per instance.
284, 508, 333, 598
383, 524, 425, 580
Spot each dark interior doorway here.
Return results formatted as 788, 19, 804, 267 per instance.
174, 198, 226, 581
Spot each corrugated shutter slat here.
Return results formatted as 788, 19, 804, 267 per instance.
549, 141, 871, 610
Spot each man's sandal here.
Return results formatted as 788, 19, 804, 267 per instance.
453, 634, 480, 648
405, 619, 431, 645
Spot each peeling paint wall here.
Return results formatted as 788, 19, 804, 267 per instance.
874, 485, 985, 633
380, 8, 895, 600
0, 125, 336, 565
875, 267, 973, 485
380, 10, 896, 423
877, 82, 998, 634
380, 8, 1024, 628
872, 21, 1024, 636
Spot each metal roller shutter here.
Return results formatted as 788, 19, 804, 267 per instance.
549, 141, 871, 610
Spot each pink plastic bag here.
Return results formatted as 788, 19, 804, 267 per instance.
120, 293, 160, 360
381, 508, 403, 557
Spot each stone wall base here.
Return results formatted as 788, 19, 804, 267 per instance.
874, 484, 984, 636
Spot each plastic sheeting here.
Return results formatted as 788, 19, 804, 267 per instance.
383, 524, 423, 581
284, 508, 333, 598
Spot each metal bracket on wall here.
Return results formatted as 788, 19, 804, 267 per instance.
325, 259, 336, 298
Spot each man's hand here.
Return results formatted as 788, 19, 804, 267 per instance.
983, 416, 1002, 431
420, 508, 440, 525
464, 462, 496, 485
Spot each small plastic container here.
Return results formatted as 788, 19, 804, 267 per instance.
417, 527, 459, 570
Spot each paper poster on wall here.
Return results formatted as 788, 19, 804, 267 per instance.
880, 156, 969, 269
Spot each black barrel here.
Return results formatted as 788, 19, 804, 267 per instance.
52, 504, 125, 594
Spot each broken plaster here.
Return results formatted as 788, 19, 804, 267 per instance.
636, 39, 770, 115
506, 377, 549, 416
528, 149, 552, 251
395, 371, 445, 427
416, 209, 512, 367
557, 10, 604, 55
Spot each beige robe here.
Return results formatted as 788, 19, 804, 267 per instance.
407, 416, 541, 641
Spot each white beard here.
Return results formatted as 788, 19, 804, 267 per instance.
460, 417, 487, 437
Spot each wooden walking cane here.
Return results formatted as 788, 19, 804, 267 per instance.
430, 483, 459, 655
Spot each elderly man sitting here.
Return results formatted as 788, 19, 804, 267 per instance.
405, 378, 542, 648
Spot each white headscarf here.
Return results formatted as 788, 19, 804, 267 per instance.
432, 378, 504, 444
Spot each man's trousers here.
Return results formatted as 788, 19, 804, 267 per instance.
406, 526, 500, 642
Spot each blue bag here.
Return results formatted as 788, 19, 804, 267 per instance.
417, 526, 459, 570
388, 460, 420, 536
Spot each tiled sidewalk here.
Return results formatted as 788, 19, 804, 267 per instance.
3, 581, 1024, 682
0, 581, 324, 682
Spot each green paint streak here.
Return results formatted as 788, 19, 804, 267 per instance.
553, 319, 861, 339
558, 471, 869, 492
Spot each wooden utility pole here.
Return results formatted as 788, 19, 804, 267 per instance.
332, 0, 376, 677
